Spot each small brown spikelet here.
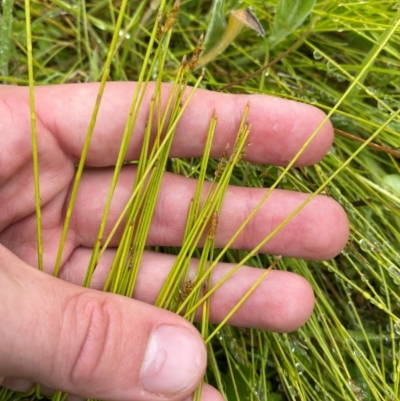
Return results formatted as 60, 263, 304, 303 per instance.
189, 32, 204, 71
156, 9, 163, 39
208, 210, 219, 240
178, 279, 196, 301
215, 143, 229, 178
159, 0, 180, 36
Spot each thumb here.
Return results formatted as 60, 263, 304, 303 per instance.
0, 245, 206, 401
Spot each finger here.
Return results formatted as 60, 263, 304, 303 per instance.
0, 167, 348, 266
1, 82, 333, 168
70, 168, 348, 260
0, 245, 207, 401
60, 248, 314, 333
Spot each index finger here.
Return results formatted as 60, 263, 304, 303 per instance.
2, 82, 333, 167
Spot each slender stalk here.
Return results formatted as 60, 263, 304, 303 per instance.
24, 0, 43, 272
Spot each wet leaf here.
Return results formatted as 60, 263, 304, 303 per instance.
269, 0, 316, 48
202, 0, 226, 56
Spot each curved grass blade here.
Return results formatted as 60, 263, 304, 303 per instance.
25, 0, 43, 272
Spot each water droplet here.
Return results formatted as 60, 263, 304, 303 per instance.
359, 239, 373, 252
388, 265, 400, 279
326, 62, 336, 72
348, 379, 363, 394
313, 50, 323, 60
335, 73, 346, 83
366, 86, 376, 94
288, 386, 298, 396
377, 100, 388, 111
394, 321, 400, 335
264, 68, 270, 76
295, 362, 304, 375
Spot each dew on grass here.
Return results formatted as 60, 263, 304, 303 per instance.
326, 62, 336, 72
313, 50, 323, 60
388, 265, 400, 279
394, 321, 400, 335
377, 100, 388, 111
348, 379, 363, 395
335, 73, 346, 83
288, 386, 298, 397
359, 239, 373, 252
295, 362, 304, 375
366, 86, 376, 94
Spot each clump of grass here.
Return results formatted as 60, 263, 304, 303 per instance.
1, 1, 400, 401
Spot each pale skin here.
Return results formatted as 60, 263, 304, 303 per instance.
0, 83, 349, 401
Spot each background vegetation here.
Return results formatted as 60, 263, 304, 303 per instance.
0, 0, 400, 400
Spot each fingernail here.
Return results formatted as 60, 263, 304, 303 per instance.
141, 325, 205, 396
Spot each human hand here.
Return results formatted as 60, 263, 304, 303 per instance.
0, 83, 349, 401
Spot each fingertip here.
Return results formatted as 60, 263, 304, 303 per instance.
244, 95, 334, 166
303, 195, 349, 260
276, 273, 315, 333
248, 270, 315, 333
303, 105, 334, 165
140, 323, 207, 397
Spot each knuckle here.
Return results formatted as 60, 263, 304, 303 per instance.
63, 292, 121, 389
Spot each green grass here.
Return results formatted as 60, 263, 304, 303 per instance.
1, 0, 400, 400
